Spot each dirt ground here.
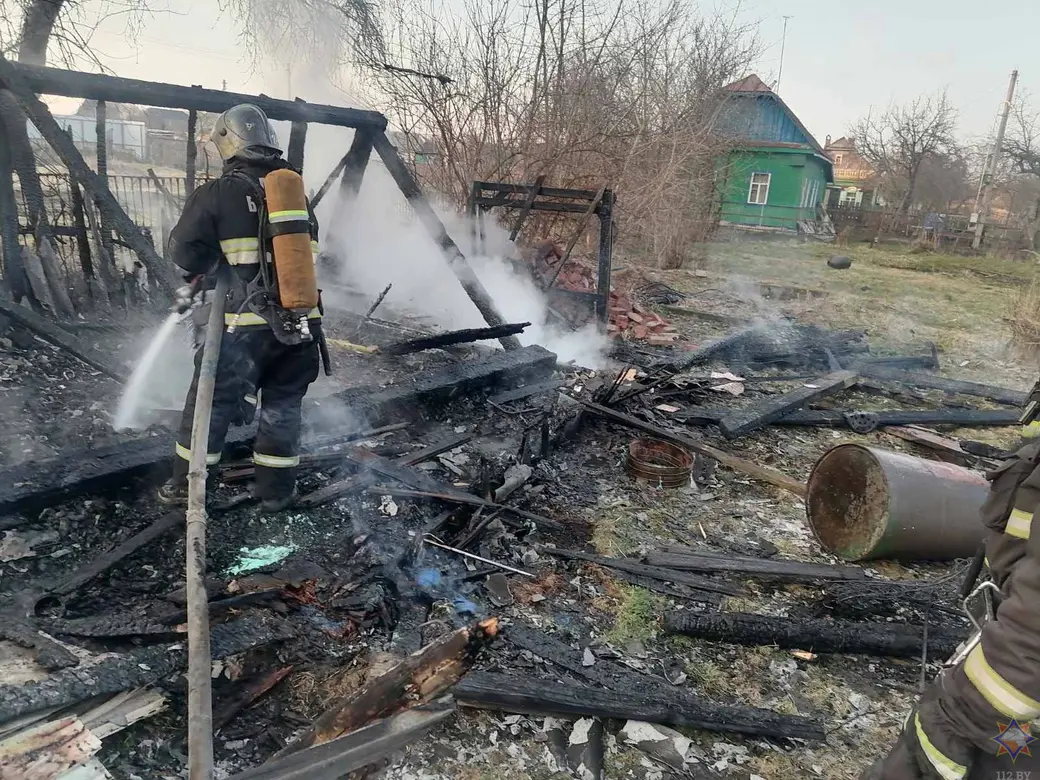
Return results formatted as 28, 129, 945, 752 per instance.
0, 235, 1033, 780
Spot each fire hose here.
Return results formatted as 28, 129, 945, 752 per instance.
185, 273, 229, 780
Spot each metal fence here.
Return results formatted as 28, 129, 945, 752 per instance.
15, 172, 203, 273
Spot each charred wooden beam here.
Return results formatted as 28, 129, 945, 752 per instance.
718, 370, 859, 439
0, 347, 555, 513
489, 379, 564, 405
215, 667, 294, 731
579, 401, 807, 497
775, 408, 1020, 429
0, 298, 127, 380
287, 101, 307, 171
275, 618, 498, 757
0, 54, 173, 294
663, 611, 964, 659
367, 486, 563, 531
327, 344, 556, 424
6, 61, 387, 130
0, 117, 27, 301
503, 623, 824, 741
644, 551, 867, 583
297, 434, 471, 508
381, 322, 530, 356
856, 365, 1027, 407
48, 510, 184, 600
455, 672, 825, 742
230, 699, 455, 780
185, 104, 198, 193
0, 615, 293, 724
541, 548, 741, 596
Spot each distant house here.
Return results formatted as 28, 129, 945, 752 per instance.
823, 136, 880, 208
714, 75, 834, 231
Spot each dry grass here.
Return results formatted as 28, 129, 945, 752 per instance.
655, 239, 1037, 389
1010, 274, 1040, 357
289, 659, 370, 717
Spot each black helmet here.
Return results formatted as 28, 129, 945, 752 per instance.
211, 104, 282, 162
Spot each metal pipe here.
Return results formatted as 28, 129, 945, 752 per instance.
186, 274, 228, 780
806, 444, 989, 562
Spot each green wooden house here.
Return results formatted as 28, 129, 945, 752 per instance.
714, 75, 833, 231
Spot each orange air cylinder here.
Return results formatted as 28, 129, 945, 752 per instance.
263, 168, 319, 311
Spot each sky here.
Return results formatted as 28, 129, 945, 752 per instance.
33, 0, 1040, 144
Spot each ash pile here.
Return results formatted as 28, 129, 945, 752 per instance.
0, 268, 1024, 780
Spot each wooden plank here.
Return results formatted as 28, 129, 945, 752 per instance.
540, 547, 741, 596
718, 370, 859, 439
274, 619, 497, 757
579, 401, 807, 497
644, 551, 867, 583
7, 61, 387, 130
664, 611, 964, 659
489, 379, 564, 405
230, 700, 454, 780
0, 298, 126, 381
454, 672, 825, 742
857, 364, 1027, 406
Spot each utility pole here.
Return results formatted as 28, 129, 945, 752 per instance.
973, 69, 1019, 250
776, 16, 793, 94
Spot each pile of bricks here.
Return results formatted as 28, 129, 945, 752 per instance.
606, 293, 680, 345
522, 242, 679, 344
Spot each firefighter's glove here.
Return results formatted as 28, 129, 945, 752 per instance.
172, 284, 197, 315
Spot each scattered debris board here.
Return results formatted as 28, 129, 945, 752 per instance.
643, 551, 868, 583
856, 365, 1027, 406
718, 370, 859, 439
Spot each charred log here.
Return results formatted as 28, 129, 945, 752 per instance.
664, 611, 965, 659
454, 672, 825, 742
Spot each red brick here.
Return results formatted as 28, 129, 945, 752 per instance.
628, 311, 644, 324
614, 315, 629, 329
633, 325, 648, 339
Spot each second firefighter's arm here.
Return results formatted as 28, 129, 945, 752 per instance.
168, 181, 223, 278
905, 504, 1040, 777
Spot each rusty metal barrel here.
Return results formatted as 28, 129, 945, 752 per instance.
806, 444, 989, 561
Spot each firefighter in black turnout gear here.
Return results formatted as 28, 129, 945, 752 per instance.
158, 104, 322, 512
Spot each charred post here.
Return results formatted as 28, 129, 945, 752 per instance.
0, 54, 174, 294
186, 102, 199, 194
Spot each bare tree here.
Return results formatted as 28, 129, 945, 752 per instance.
853, 91, 958, 214
370, 0, 758, 268
1003, 100, 1040, 250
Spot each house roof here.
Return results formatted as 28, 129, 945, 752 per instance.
825, 136, 856, 150
718, 74, 828, 159
724, 74, 773, 93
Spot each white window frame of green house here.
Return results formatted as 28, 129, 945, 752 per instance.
747, 172, 771, 205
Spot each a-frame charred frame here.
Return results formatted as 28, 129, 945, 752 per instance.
0, 57, 520, 350
468, 180, 614, 323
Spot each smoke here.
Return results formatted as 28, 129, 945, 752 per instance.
311, 157, 610, 368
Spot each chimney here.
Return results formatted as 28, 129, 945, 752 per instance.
825, 134, 832, 147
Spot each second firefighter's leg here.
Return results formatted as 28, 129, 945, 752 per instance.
253, 338, 320, 504
167, 332, 256, 496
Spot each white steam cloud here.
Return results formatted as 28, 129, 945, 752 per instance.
310, 150, 610, 368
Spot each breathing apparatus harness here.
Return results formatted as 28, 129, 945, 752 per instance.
223, 169, 318, 347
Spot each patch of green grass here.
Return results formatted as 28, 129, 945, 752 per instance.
685, 657, 730, 697
606, 584, 662, 645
